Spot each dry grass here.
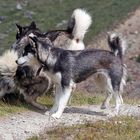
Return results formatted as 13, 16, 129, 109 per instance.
28, 116, 140, 140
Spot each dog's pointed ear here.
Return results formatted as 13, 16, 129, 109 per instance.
16, 23, 22, 33
28, 34, 38, 48
29, 21, 36, 29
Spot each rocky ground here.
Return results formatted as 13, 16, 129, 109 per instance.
0, 6, 140, 140
0, 104, 140, 140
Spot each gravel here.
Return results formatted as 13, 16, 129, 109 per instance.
0, 104, 140, 140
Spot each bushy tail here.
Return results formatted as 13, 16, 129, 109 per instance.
107, 33, 127, 59
0, 50, 18, 76
67, 8, 92, 42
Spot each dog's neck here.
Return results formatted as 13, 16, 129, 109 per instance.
36, 47, 56, 71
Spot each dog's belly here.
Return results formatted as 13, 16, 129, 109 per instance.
73, 66, 98, 83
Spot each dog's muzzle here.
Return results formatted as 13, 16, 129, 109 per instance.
16, 57, 27, 65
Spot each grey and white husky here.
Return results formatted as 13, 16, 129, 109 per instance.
16, 32, 127, 119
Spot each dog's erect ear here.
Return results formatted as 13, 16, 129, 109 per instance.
16, 23, 23, 33
29, 21, 36, 29
28, 34, 38, 48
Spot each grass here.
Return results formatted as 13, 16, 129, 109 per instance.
28, 116, 140, 140
37, 91, 105, 108
0, 0, 140, 54
0, 101, 27, 116
0, 92, 103, 117
1, 90, 139, 117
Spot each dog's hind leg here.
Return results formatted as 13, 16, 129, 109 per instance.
112, 80, 123, 114
114, 91, 122, 114
100, 74, 113, 109
24, 94, 47, 110
101, 91, 113, 109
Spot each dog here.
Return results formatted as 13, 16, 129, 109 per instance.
16, 32, 127, 119
15, 65, 50, 110
11, 8, 92, 54
0, 49, 50, 110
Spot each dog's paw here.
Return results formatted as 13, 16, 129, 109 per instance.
44, 111, 49, 116
49, 106, 58, 114
100, 105, 107, 110
51, 112, 62, 119
114, 107, 120, 115
43, 106, 48, 110
100, 103, 109, 110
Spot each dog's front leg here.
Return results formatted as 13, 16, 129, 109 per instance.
114, 91, 122, 114
51, 85, 72, 119
49, 84, 61, 114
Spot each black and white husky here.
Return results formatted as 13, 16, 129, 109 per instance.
16, 32, 127, 119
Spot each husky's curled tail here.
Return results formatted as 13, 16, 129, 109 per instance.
108, 32, 127, 88
108, 33, 127, 59
67, 9, 92, 50
0, 50, 18, 98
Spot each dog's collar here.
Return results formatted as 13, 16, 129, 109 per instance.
36, 65, 43, 76
36, 48, 51, 75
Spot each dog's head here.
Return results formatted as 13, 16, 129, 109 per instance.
11, 21, 41, 57
16, 35, 52, 66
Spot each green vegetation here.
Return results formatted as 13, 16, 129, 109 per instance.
0, 93, 103, 117
0, 0, 140, 53
0, 91, 138, 117
29, 116, 140, 140
0, 101, 27, 116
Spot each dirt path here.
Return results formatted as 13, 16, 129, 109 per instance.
0, 104, 140, 140
1, 6, 140, 140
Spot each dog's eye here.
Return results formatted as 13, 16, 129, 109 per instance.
22, 50, 27, 56
23, 45, 36, 56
